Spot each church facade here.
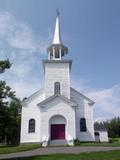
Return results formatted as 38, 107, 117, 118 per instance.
20, 14, 95, 146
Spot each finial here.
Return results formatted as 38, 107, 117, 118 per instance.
56, 8, 60, 17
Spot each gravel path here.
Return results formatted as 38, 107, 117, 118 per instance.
0, 146, 120, 159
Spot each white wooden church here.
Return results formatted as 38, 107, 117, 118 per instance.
20, 13, 95, 146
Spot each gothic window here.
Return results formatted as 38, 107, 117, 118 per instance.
28, 119, 35, 133
80, 118, 87, 132
54, 82, 61, 94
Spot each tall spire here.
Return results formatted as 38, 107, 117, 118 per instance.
47, 9, 68, 60
52, 9, 61, 44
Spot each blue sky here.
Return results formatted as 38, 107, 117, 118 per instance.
0, 0, 120, 121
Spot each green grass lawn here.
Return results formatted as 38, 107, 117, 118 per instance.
75, 138, 120, 147
0, 144, 41, 154
76, 141, 120, 147
9, 150, 120, 160
0, 138, 119, 155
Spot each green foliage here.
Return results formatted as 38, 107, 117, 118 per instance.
109, 138, 119, 143
0, 81, 16, 144
0, 89, 21, 144
109, 139, 113, 143
0, 59, 11, 73
0, 81, 15, 103
74, 139, 120, 146
7, 98, 22, 144
0, 60, 21, 144
108, 117, 120, 138
74, 139, 81, 145
94, 117, 120, 138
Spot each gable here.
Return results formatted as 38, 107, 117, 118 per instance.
37, 94, 77, 107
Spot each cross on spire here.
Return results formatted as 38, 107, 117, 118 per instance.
56, 8, 60, 17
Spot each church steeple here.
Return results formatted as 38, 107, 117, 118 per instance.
52, 10, 61, 44
47, 10, 68, 60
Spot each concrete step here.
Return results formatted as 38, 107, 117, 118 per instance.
49, 140, 68, 146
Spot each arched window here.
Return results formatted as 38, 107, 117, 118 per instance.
28, 119, 35, 133
54, 82, 61, 94
80, 118, 87, 132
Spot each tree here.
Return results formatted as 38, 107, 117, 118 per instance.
0, 81, 15, 144
94, 117, 120, 138
7, 97, 22, 144
107, 117, 120, 138
0, 60, 21, 144
0, 59, 11, 73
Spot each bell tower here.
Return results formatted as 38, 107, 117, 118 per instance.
43, 11, 72, 99
47, 10, 68, 60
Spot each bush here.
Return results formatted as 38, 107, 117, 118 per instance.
109, 139, 113, 143
74, 139, 81, 145
109, 138, 119, 143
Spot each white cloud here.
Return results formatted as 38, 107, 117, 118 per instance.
0, 12, 50, 78
0, 12, 50, 99
86, 84, 120, 121
72, 79, 120, 121
0, 12, 49, 53
9, 80, 42, 99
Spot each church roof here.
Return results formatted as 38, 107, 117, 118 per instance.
37, 94, 77, 107
70, 87, 95, 105
22, 88, 44, 105
94, 124, 108, 131
21, 87, 94, 106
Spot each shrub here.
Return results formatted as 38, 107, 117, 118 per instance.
74, 139, 81, 145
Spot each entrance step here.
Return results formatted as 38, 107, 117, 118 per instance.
49, 140, 67, 146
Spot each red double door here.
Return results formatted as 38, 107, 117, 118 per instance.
51, 124, 65, 140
